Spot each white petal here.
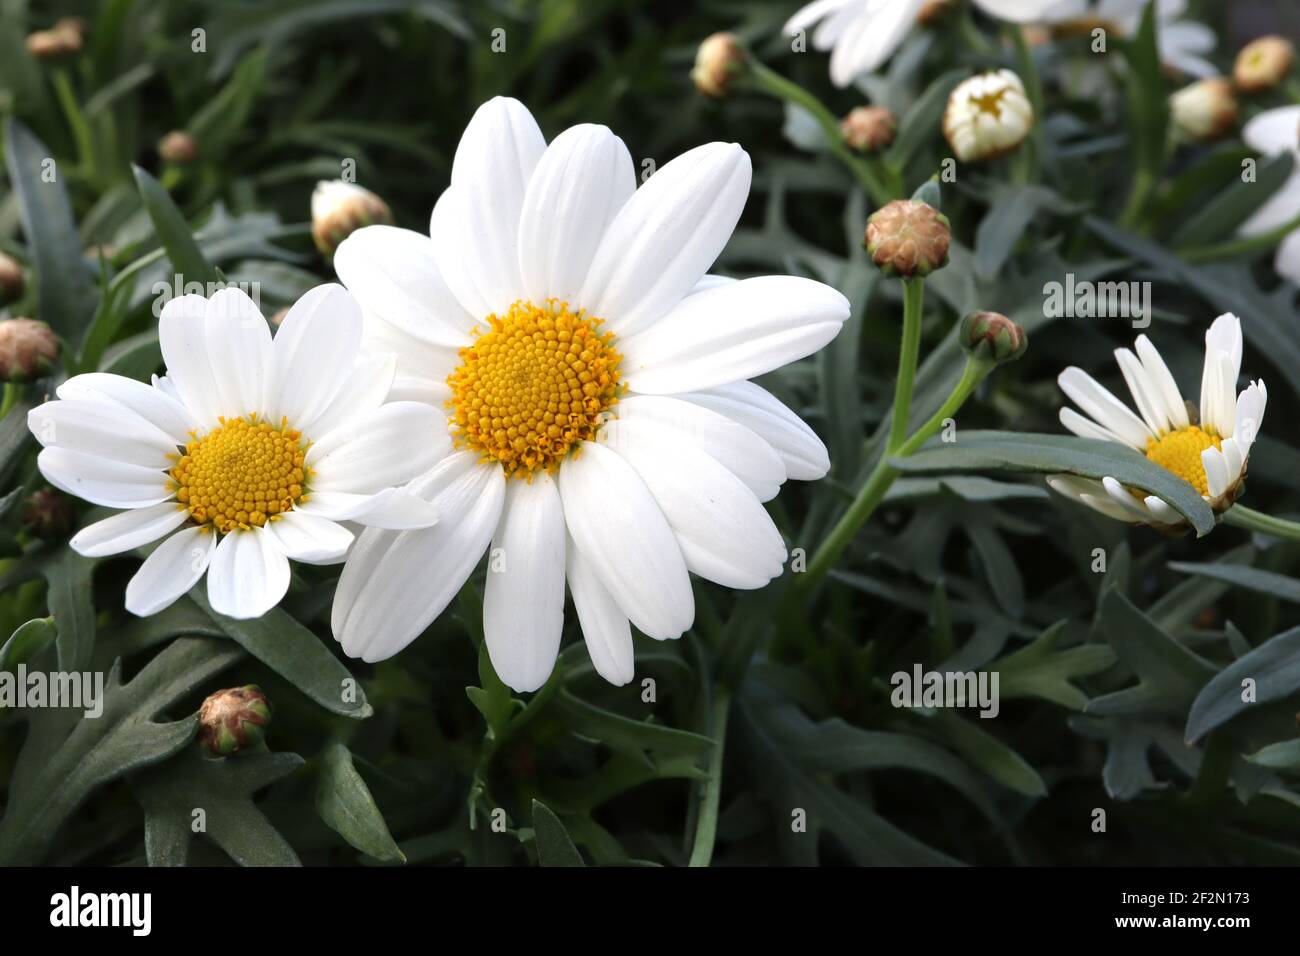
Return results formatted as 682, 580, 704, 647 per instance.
1231, 380, 1267, 454
1142, 495, 1182, 525
361, 310, 461, 385
1057, 367, 1153, 449
580, 142, 752, 338
57, 373, 200, 443
38, 447, 171, 509
1048, 474, 1133, 521
389, 376, 451, 407
332, 453, 505, 662
1219, 436, 1244, 484
28, 398, 177, 467
559, 442, 693, 639
620, 276, 849, 394
298, 488, 440, 530
308, 352, 397, 438
266, 511, 354, 564
1199, 313, 1243, 436
204, 287, 272, 417
1114, 347, 1169, 435
1102, 475, 1156, 522
677, 380, 830, 481
828, 0, 924, 86
1242, 105, 1300, 156
206, 526, 291, 619
482, 474, 566, 692
1273, 228, 1300, 285
1134, 335, 1189, 430
613, 395, 785, 501
266, 283, 363, 433
125, 527, 214, 616
70, 502, 190, 558
567, 536, 634, 686
1060, 406, 1125, 445
518, 124, 635, 306
1201, 446, 1229, 500
602, 422, 787, 590
307, 401, 451, 494
159, 293, 223, 425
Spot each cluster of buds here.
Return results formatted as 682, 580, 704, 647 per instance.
943, 69, 1034, 163
157, 130, 199, 165
1234, 36, 1294, 93
1169, 77, 1238, 142
692, 32, 747, 99
864, 199, 950, 279
25, 16, 85, 59
198, 685, 272, 756
0, 251, 24, 305
0, 318, 59, 383
841, 106, 896, 153
311, 180, 393, 259
959, 311, 1028, 365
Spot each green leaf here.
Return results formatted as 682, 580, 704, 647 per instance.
314, 743, 405, 863
132, 164, 219, 285
37, 549, 98, 673
188, 590, 371, 719
1169, 560, 1300, 606
3, 119, 97, 337
1185, 625, 1300, 744
928, 709, 1047, 797
531, 800, 585, 867
1246, 739, 1300, 771
892, 430, 1216, 536
137, 746, 304, 866
552, 691, 713, 760
186, 49, 268, 160
1171, 151, 1295, 248
0, 617, 56, 671
466, 635, 514, 738
886, 69, 964, 171
0, 397, 35, 486
994, 621, 1117, 711
1121, 0, 1167, 184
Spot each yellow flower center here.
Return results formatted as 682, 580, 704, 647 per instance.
171, 416, 310, 533
447, 299, 622, 478
1143, 425, 1222, 496
969, 88, 1010, 118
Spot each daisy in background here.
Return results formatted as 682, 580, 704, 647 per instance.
331, 97, 848, 692
1237, 105, 1300, 287
28, 285, 445, 619
1048, 314, 1267, 530
1055, 0, 1216, 78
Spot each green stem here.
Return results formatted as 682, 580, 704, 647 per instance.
1176, 210, 1300, 263
687, 685, 732, 867
801, 357, 992, 589
1009, 25, 1043, 180
746, 60, 896, 206
0, 384, 19, 419
1223, 504, 1300, 542
888, 279, 925, 454
51, 68, 94, 177
1119, 166, 1154, 230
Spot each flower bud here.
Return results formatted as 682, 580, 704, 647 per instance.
1169, 77, 1237, 142
311, 180, 393, 259
157, 130, 198, 164
841, 106, 896, 152
0, 251, 25, 305
53, 16, 88, 38
917, 0, 953, 27
1234, 36, 1294, 93
692, 32, 747, 99
0, 318, 59, 383
25, 25, 82, 59
269, 307, 290, 327
863, 199, 950, 279
198, 685, 271, 756
943, 69, 1034, 162
21, 488, 74, 539
960, 311, 1027, 364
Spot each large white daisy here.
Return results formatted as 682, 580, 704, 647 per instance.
1048, 314, 1267, 529
28, 285, 445, 618
1238, 105, 1300, 287
330, 97, 849, 692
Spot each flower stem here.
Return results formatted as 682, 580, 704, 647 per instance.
745, 59, 897, 206
1119, 167, 1155, 230
800, 357, 992, 589
0, 384, 19, 419
687, 684, 732, 867
888, 279, 925, 454
1223, 504, 1300, 542
1176, 210, 1300, 263
51, 68, 94, 178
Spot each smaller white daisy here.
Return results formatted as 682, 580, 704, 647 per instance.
28, 284, 446, 619
1048, 313, 1267, 530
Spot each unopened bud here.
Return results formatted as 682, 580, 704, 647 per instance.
0, 252, 25, 305
0, 319, 59, 382
53, 17, 88, 38
157, 130, 198, 164
1170, 77, 1237, 142
917, 0, 954, 26
21, 488, 74, 539
269, 307, 290, 327
311, 180, 393, 259
1234, 36, 1294, 93
943, 69, 1034, 162
841, 106, 896, 153
25, 25, 82, 59
692, 32, 747, 99
960, 311, 1027, 364
198, 685, 271, 756
864, 199, 950, 279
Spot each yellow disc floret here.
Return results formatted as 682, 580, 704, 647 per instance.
1144, 425, 1222, 496
448, 299, 622, 478
171, 416, 309, 533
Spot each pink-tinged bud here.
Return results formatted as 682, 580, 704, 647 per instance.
21, 488, 74, 539
0, 319, 59, 382
864, 199, 950, 279
311, 180, 393, 259
841, 106, 896, 153
1169, 77, 1237, 142
0, 252, 25, 305
960, 311, 1028, 364
691, 32, 747, 99
1234, 36, 1294, 93
198, 685, 272, 756
157, 130, 199, 164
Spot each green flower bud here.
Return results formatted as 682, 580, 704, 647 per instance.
198, 684, 271, 756
863, 199, 950, 279
959, 311, 1028, 364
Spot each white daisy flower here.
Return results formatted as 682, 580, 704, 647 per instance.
28, 285, 446, 619
330, 97, 849, 692
942, 69, 1035, 162
1068, 0, 1217, 78
1238, 105, 1300, 286
782, 0, 1085, 88
1048, 314, 1268, 530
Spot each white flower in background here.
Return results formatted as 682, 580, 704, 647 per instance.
1238, 105, 1300, 286
1168, 77, 1237, 142
331, 97, 849, 692
943, 69, 1034, 162
783, 0, 1085, 88
1049, 314, 1267, 529
1065, 0, 1216, 77
27, 286, 444, 618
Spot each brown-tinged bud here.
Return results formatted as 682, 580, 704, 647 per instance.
311, 180, 393, 259
157, 130, 198, 164
0, 318, 59, 382
864, 199, 950, 279
692, 32, 747, 99
269, 307, 290, 327
20, 488, 74, 539
0, 252, 25, 305
1169, 77, 1237, 142
1234, 36, 1294, 93
53, 16, 88, 38
917, 0, 954, 27
25, 25, 82, 59
198, 685, 271, 756
960, 311, 1027, 364
841, 106, 896, 153
1020, 25, 1051, 49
